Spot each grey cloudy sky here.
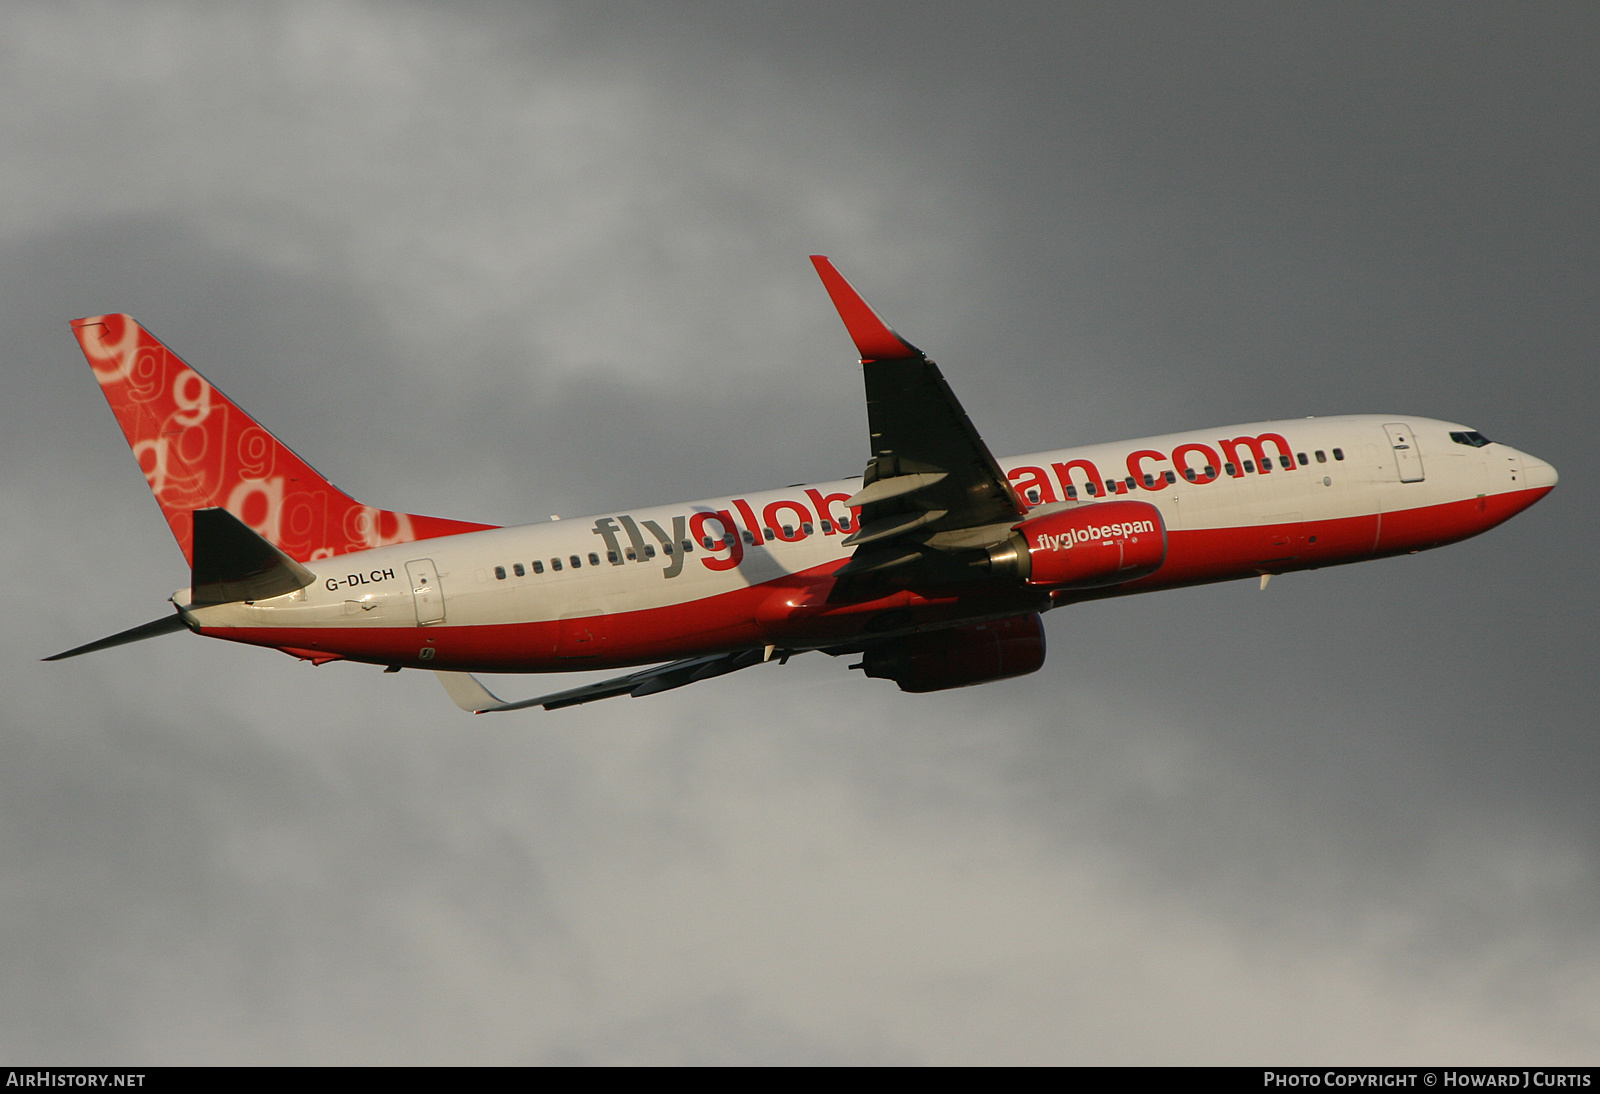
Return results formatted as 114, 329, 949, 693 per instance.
3, 1, 1596, 1064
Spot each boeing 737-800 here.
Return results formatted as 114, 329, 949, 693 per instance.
47, 257, 1558, 712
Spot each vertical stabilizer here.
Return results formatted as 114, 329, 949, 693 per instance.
71, 314, 495, 564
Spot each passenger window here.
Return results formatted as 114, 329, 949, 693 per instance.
1085, 483, 1098, 496
1164, 470, 1177, 484
1243, 460, 1255, 473
1126, 476, 1136, 490
494, 566, 506, 580
532, 560, 544, 574
607, 550, 619, 563
662, 542, 673, 555
682, 540, 694, 553
1143, 474, 1155, 487
702, 536, 715, 549
723, 534, 736, 548
1184, 468, 1197, 482
1279, 455, 1292, 469
821, 519, 833, 533
513, 563, 525, 577
1065, 485, 1079, 499
570, 555, 582, 568
802, 522, 813, 535
625, 548, 637, 560
1224, 463, 1237, 476
781, 525, 794, 538
552, 558, 563, 571
589, 552, 601, 566
742, 531, 754, 545
1315, 450, 1327, 463
1333, 448, 1345, 461
1104, 480, 1116, 494
839, 517, 853, 532
1297, 453, 1308, 466
762, 528, 774, 542
1204, 465, 1215, 478
642, 545, 655, 558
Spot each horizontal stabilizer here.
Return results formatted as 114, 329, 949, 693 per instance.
44, 611, 191, 661
191, 507, 317, 606
433, 648, 772, 713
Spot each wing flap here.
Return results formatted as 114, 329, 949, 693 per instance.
844, 471, 948, 509
842, 508, 948, 548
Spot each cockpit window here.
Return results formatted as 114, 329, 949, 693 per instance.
1451, 430, 1492, 448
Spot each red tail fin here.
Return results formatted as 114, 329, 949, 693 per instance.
71, 314, 496, 564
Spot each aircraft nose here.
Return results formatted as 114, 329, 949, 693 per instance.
1522, 452, 1559, 490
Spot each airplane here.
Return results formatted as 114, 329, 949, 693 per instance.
46, 257, 1558, 712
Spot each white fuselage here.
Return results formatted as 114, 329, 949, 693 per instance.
177, 415, 1556, 674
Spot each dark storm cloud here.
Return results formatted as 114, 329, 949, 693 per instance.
3, 0, 1596, 1063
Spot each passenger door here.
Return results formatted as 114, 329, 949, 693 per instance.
1383, 423, 1426, 483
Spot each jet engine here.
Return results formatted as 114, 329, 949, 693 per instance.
987, 499, 1166, 588
859, 613, 1046, 693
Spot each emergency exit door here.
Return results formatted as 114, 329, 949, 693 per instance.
405, 559, 446, 625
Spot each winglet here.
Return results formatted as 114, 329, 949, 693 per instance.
809, 257, 921, 361
434, 671, 504, 714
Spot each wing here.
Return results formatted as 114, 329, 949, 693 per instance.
810, 257, 1026, 583
434, 647, 771, 713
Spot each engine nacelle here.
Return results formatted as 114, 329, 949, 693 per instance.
860, 613, 1046, 693
989, 500, 1167, 589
